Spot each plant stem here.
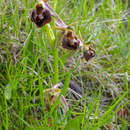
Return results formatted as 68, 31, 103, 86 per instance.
53, 47, 59, 84
53, 0, 59, 84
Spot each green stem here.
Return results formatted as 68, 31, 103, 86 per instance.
53, 48, 59, 84
53, 0, 59, 84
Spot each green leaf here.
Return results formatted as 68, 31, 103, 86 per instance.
4, 83, 12, 100
45, 24, 55, 43
62, 73, 71, 96
23, 29, 35, 64
64, 116, 83, 130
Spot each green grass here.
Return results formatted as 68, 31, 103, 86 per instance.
0, 0, 129, 129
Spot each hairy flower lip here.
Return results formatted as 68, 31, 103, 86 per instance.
62, 30, 82, 50
62, 37, 80, 50
31, 3, 52, 27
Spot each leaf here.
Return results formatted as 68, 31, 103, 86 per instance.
62, 73, 71, 96
23, 29, 35, 64
45, 24, 55, 43
64, 116, 83, 130
4, 83, 12, 100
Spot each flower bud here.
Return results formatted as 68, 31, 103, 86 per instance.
83, 46, 95, 61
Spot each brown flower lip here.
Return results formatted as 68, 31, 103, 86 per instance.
83, 46, 96, 61
62, 30, 81, 50
31, 4, 52, 27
